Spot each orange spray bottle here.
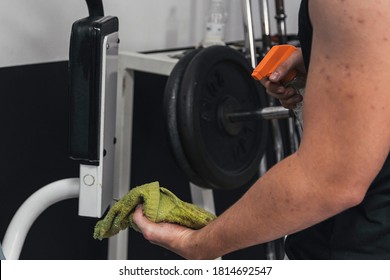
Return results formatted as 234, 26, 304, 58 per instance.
251, 45, 305, 131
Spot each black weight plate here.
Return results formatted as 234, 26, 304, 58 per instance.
178, 45, 268, 190
163, 48, 207, 187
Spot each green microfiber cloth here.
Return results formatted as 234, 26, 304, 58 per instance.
93, 181, 217, 240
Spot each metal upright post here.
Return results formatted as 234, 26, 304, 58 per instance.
259, 0, 272, 56
274, 0, 288, 44
241, 0, 258, 68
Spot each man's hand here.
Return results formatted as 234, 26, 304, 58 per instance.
260, 48, 305, 109
132, 205, 205, 259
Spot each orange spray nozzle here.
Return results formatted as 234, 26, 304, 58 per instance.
252, 45, 298, 83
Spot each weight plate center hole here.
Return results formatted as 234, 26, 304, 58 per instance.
218, 96, 243, 136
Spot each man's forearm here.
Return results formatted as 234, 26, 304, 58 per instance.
190, 153, 356, 259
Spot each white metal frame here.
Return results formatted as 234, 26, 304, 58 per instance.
109, 49, 218, 259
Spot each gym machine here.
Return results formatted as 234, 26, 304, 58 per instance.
1, 0, 121, 259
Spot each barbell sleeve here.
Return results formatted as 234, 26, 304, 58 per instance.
228, 106, 293, 122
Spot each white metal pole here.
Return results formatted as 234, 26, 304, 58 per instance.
2, 178, 79, 260
241, 0, 257, 68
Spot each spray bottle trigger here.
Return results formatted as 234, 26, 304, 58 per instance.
251, 45, 298, 82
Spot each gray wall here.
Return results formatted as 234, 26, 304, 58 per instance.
0, 0, 300, 67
